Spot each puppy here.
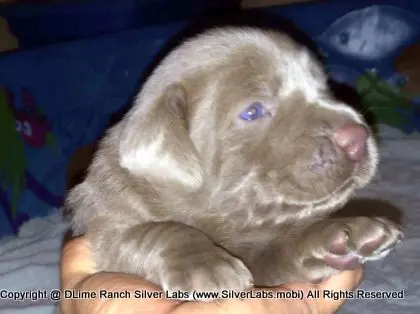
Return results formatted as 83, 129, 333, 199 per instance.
66, 27, 402, 297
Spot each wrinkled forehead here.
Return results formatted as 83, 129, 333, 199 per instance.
204, 40, 363, 129
216, 41, 328, 105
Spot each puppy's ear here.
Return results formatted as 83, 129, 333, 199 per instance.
119, 84, 204, 190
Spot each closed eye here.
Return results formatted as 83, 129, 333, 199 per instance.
240, 102, 266, 121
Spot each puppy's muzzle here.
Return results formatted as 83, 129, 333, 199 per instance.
311, 124, 369, 171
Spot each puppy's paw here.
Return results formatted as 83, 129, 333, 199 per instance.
299, 217, 403, 283
160, 247, 253, 301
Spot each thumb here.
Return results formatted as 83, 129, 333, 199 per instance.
310, 268, 364, 313
264, 268, 363, 314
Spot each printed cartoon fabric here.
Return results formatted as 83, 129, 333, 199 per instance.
0, 87, 62, 235
318, 5, 420, 134
0, 20, 189, 237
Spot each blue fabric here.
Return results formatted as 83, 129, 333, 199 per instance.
0, 22, 188, 236
1, 0, 420, 237
0, 0, 240, 48
258, 0, 420, 81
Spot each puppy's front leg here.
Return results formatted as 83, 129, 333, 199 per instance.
293, 217, 402, 283
91, 221, 253, 299
250, 217, 402, 286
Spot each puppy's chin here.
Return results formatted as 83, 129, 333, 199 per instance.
284, 180, 358, 220
284, 179, 353, 207
314, 179, 356, 207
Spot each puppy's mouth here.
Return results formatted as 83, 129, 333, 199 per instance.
282, 125, 377, 206
283, 176, 355, 207
311, 177, 355, 207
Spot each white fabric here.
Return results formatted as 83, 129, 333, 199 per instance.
0, 125, 418, 314
0, 211, 68, 314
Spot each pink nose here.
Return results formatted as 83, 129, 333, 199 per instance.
334, 124, 368, 161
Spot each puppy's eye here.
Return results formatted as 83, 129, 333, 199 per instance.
240, 102, 266, 121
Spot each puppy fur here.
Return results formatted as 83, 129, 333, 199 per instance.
66, 27, 402, 295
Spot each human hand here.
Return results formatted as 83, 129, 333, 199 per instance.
60, 236, 363, 314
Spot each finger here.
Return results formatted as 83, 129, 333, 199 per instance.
314, 268, 364, 314
272, 268, 363, 314
60, 236, 97, 291
72, 272, 183, 314
60, 237, 184, 314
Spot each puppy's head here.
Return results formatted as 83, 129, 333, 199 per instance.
119, 28, 378, 216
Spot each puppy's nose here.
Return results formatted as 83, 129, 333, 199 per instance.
334, 124, 368, 161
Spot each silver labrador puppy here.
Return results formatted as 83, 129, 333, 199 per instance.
66, 27, 402, 298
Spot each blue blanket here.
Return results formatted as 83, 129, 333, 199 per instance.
1, 0, 419, 237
